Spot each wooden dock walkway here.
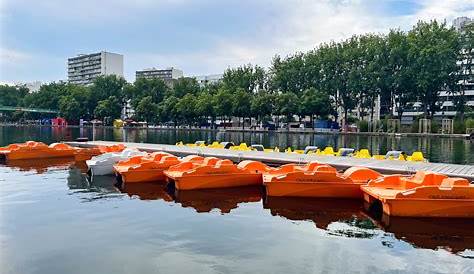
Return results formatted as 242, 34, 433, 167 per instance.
66, 141, 474, 181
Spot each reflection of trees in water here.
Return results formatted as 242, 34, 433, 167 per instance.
377, 215, 474, 254
264, 197, 377, 239
67, 168, 123, 202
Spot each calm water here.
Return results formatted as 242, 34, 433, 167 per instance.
1, 159, 473, 274
0, 126, 474, 273
1, 125, 474, 164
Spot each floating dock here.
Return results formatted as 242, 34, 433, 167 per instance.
66, 141, 474, 181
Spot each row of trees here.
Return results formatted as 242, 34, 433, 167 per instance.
1, 20, 473, 128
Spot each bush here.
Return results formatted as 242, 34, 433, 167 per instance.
465, 118, 474, 131
357, 120, 368, 132
453, 119, 466, 134
431, 120, 440, 133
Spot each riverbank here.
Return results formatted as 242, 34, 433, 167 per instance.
2, 123, 472, 139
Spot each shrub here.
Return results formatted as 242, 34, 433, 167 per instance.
357, 120, 368, 132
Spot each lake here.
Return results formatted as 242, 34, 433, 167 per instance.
0, 125, 473, 273
1, 125, 474, 164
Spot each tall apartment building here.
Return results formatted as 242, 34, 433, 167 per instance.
68, 51, 123, 85
193, 74, 223, 86
135, 67, 183, 81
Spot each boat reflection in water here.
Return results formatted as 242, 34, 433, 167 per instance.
65, 167, 474, 255
67, 168, 123, 202
263, 196, 377, 238
174, 185, 263, 214
5, 157, 74, 173
377, 214, 474, 254
117, 182, 174, 201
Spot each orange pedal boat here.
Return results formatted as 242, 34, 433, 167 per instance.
74, 144, 126, 161
264, 164, 382, 198
164, 159, 270, 190
0, 141, 76, 161
114, 152, 181, 183
361, 171, 474, 218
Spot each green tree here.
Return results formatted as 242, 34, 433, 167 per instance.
251, 90, 274, 126
134, 96, 159, 123
408, 20, 460, 118
222, 64, 266, 93
90, 75, 126, 113
126, 77, 168, 108
301, 88, 332, 129
172, 77, 200, 98
0, 85, 29, 106
158, 96, 179, 125
23, 82, 69, 110
58, 85, 92, 121
385, 29, 418, 120
275, 92, 299, 129
176, 93, 197, 125
94, 96, 122, 120
232, 88, 252, 129
214, 88, 234, 128
195, 92, 216, 127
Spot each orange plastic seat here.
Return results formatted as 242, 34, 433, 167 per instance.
264, 166, 382, 198
361, 171, 474, 218
114, 152, 179, 183
164, 159, 271, 190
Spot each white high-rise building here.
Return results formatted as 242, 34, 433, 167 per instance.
193, 74, 223, 86
68, 51, 123, 85
135, 67, 183, 81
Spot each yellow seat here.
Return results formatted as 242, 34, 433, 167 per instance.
230, 143, 252, 151
207, 142, 223, 149
354, 149, 371, 158
407, 151, 426, 162
372, 155, 385, 160
176, 141, 184, 146
322, 147, 335, 156
264, 147, 280, 153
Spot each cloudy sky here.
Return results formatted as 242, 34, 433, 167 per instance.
0, 0, 473, 83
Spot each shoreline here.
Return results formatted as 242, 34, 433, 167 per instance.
1, 124, 471, 139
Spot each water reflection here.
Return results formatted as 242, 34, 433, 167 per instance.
117, 182, 174, 201
6, 157, 74, 173
263, 197, 377, 239
67, 168, 122, 202
377, 215, 474, 254
174, 186, 263, 214
62, 166, 474, 256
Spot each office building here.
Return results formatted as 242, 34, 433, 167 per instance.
135, 67, 183, 81
68, 51, 123, 85
193, 74, 223, 86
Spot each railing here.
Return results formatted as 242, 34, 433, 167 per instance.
0, 106, 59, 114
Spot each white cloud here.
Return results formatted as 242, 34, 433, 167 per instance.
1, 0, 473, 81
126, 0, 474, 79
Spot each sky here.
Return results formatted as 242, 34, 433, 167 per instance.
0, 0, 473, 83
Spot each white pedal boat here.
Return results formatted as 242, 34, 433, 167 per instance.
86, 149, 146, 176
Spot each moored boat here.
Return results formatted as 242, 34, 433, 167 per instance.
264, 165, 382, 198
0, 141, 76, 162
74, 144, 126, 161
164, 159, 270, 190
361, 171, 474, 218
114, 152, 180, 183
86, 149, 147, 176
